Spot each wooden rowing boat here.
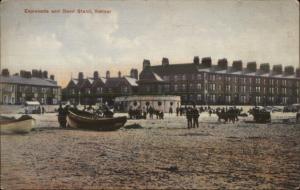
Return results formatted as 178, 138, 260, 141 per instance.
67, 109, 127, 131
0, 115, 36, 134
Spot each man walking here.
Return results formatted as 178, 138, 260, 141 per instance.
192, 105, 200, 128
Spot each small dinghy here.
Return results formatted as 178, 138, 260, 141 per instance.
67, 109, 127, 131
0, 115, 36, 134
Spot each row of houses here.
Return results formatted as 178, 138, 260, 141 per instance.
0, 69, 61, 105
63, 57, 300, 106
62, 69, 138, 105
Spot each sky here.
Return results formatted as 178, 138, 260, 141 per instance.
1, 0, 299, 87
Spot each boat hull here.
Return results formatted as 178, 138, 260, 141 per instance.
0, 119, 36, 134
67, 110, 127, 131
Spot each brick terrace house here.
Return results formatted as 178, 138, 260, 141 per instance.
0, 69, 61, 105
63, 69, 138, 105
137, 57, 300, 105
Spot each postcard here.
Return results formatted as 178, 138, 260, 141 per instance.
1, 0, 299, 189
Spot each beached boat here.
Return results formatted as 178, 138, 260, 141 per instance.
67, 109, 127, 131
0, 115, 36, 134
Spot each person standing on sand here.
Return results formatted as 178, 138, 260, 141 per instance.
186, 107, 193, 129
57, 103, 67, 128
192, 105, 200, 128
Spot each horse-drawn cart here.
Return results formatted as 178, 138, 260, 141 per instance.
249, 107, 271, 123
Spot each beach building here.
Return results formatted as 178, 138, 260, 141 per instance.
0, 69, 61, 105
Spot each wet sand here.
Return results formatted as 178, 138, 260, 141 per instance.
1, 111, 300, 189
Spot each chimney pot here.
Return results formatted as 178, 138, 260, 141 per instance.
162, 57, 169, 66
201, 57, 212, 67
143, 59, 151, 69
106, 71, 110, 78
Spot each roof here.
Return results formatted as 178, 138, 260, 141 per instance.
105, 78, 122, 88
124, 76, 138, 86
146, 62, 299, 79
151, 63, 199, 75
0, 75, 59, 87
138, 68, 165, 83
105, 77, 137, 88
25, 101, 40, 106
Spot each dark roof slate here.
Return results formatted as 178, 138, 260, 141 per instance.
0, 75, 59, 87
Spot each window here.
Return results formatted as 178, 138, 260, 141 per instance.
97, 87, 103, 93
182, 75, 186, 80
256, 87, 260, 93
225, 85, 231, 92
256, 78, 260, 84
233, 86, 237, 93
226, 95, 231, 103
182, 84, 186, 90
256, 96, 261, 104
197, 94, 202, 101
197, 74, 202, 80
163, 75, 169, 81
218, 85, 222, 91
32, 87, 37, 93
164, 84, 170, 92
174, 75, 179, 81
197, 83, 201, 90
210, 83, 216, 91
122, 87, 128, 93
174, 84, 178, 92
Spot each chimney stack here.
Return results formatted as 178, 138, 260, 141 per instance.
193, 56, 200, 65
260, 63, 270, 73
1, 69, 10, 77
106, 71, 110, 78
50, 75, 55, 80
162, 57, 169, 66
43, 71, 48, 78
93, 71, 99, 79
284, 66, 294, 75
272, 65, 282, 74
78, 72, 84, 81
130, 68, 138, 80
232, 60, 243, 71
201, 57, 212, 67
247, 62, 257, 72
217, 58, 228, 69
143, 59, 151, 69
38, 70, 43, 78
296, 68, 300, 78
32, 69, 39, 77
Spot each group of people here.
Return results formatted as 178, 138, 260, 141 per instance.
128, 106, 164, 120
185, 105, 200, 128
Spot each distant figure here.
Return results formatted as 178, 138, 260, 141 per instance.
192, 106, 200, 128
176, 107, 179, 116
186, 107, 193, 129
179, 107, 183, 116
57, 103, 67, 128
41, 106, 45, 114
149, 106, 154, 119
209, 109, 212, 117
169, 107, 173, 115
37, 106, 42, 114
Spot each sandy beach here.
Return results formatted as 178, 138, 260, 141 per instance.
1, 107, 300, 189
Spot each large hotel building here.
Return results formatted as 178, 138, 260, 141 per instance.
64, 57, 300, 106
138, 57, 300, 105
